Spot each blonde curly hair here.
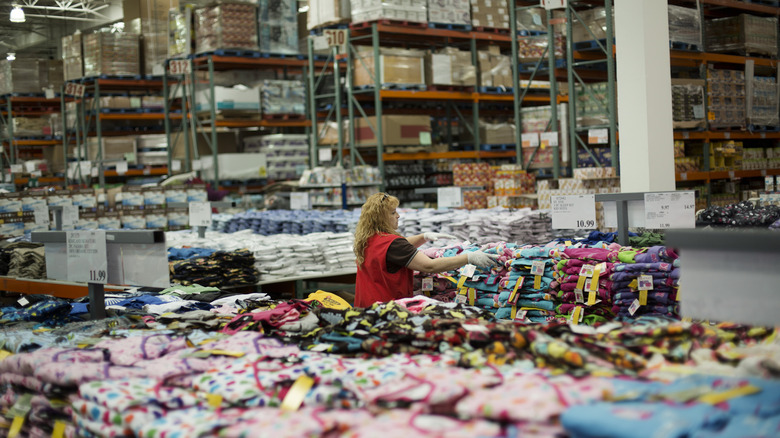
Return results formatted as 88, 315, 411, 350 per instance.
354, 192, 401, 266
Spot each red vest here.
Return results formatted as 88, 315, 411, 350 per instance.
355, 233, 414, 308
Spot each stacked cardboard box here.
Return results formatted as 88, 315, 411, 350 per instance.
707, 68, 745, 129
478, 46, 512, 88
353, 47, 426, 88
195, 2, 258, 53
259, 0, 298, 54
124, 0, 178, 75
517, 34, 564, 60
453, 162, 490, 188
747, 76, 779, 127
671, 78, 706, 129
426, 47, 476, 87
575, 82, 611, 128
0, 59, 47, 94
168, 5, 194, 59
62, 34, 83, 81
83, 32, 141, 77
493, 165, 535, 196
705, 14, 778, 58
470, 0, 508, 29
354, 115, 431, 146
307, 0, 351, 29
261, 80, 305, 115
428, 0, 470, 26
518, 104, 569, 169
194, 85, 261, 112
567, 6, 612, 44
74, 137, 138, 164
711, 141, 744, 171
351, 0, 427, 24
136, 134, 170, 166
576, 146, 613, 168
674, 140, 702, 174
668, 5, 701, 47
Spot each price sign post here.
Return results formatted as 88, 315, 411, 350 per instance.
551, 195, 597, 229
66, 230, 108, 319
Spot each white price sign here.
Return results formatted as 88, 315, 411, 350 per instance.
324, 28, 348, 53
540, 131, 559, 148
188, 201, 212, 227
62, 204, 79, 227
64, 82, 86, 97
551, 195, 597, 229
588, 128, 608, 144
521, 133, 540, 148
33, 204, 49, 227
191, 159, 202, 171
437, 187, 463, 208
643, 191, 696, 229
168, 59, 191, 75
66, 230, 108, 284
116, 161, 128, 175
318, 147, 333, 163
290, 192, 310, 210
171, 159, 182, 172
9, 164, 23, 173
540, 0, 567, 9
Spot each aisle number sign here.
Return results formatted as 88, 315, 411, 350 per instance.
588, 128, 608, 144
168, 59, 191, 75
64, 82, 86, 97
66, 230, 108, 284
324, 29, 348, 53
643, 191, 696, 229
551, 195, 597, 229
437, 187, 463, 208
540, 0, 567, 9
189, 201, 212, 227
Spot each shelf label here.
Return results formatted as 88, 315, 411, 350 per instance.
116, 161, 128, 175
680, 172, 688, 181
191, 159, 202, 171
643, 191, 695, 229
437, 187, 463, 208
44, 88, 55, 99
724, 132, 731, 139
312, 35, 329, 51
540, 0, 567, 9
64, 82, 86, 97
24, 161, 36, 173
168, 59, 191, 75
31, 170, 41, 178
62, 204, 79, 227
760, 132, 766, 139
33, 204, 49, 227
540, 131, 558, 148
587, 128, 608, 144
682, 131, 689, 139
521, 133, 539, 148
171, 160, 182, 172
551, 195, 596, 229
324, 28, 348, 53
419, 131, 432, 145
692, 105, 704, 119
318, 147, 333, 163
66, 230, 108, 284
290, 192, 310, 210
728, 171, 735, 179
188, 201, 212, 227
761, 169, 767, 177
10, 164, 22, 174
90, 166, 99, 178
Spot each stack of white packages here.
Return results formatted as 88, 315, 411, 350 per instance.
165, 230, 355, 281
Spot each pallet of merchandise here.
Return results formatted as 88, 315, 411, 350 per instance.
669, 41, 701, 52
353, 83, 427, 91
572, 38, 614, 52
673, 120, 706, 130
747, 124, 780, 132
261, 113, 306, 121
190, 48, 263, 59
428, 22, 472, 31
427, 84, 475, 92
349, 19, 427, 30
197, 110, 261, 121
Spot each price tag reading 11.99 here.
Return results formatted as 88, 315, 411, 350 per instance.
66, 230, 108, 285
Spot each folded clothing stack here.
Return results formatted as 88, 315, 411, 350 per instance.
169, 249, 258, 286
552, 246, 620, 325
609, 246, 680, 319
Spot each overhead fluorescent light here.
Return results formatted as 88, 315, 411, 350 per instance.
6, 53, 15, 61
10, 5, 25, 23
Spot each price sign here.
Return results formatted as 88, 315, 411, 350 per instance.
33, 204, 49, 227
188, 201, 212, 227
31, 170, 41, 178
192, 159, 202, 171
540, 131, 558, 148
437, 187, 463, 208
62, 204, 79, 227
24, 161, 36, 173
324, 28, 348, 53
587, 128, 608, 144
421, 277, 433, 291
168, 59, 191, 75
171, 160, 182, 172
290, 192, 310, 210
638, 274, 654, 290
551, 195, 597, 229
116, 161, 128, 175
643, 191, 695, 229
419, 131, 432, 145
64, 82, 86, 97
530, 260, 546, 276
9, 164, 22, 173
540, 0, 567, 9
66, 230, 108, 284
521, 133, 539, 148
318, 147, 333, 163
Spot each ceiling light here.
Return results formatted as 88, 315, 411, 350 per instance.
6, 53, 15, 61
10, 5, 25, 23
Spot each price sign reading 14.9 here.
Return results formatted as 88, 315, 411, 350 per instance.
551, 195, 597, 230
644, 191, 696, 229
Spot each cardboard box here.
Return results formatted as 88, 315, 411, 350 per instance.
426, 48, 476, 87
308, 0, 351, 29
479, 122, 515, 145
355, 115, 431, 146
171, 130, 239, 159
81, 137, 138, 163
353, 47, 426, 88
194, 85, 261, 111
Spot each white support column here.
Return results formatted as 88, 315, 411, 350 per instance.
614, 0, 676, 192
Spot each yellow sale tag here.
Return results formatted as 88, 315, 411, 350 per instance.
576, 276, 586, 290
587, 290, 597, 306
629, 279, 638, 289
0, 350, 12, 360
512, 277, 524, 294
572, 306, 582, 325
533, 275, 541, 290
590, 268, 601, 291
8, 416, 23, 438
52, 421, 66, 438
707, 111, 716, 121
458, 287, 467, 296
281, 375, 315, 411
699, 385, 761, 405
565, 240, 571, 246
467, 288, 476, 306
510, 305, 517, 320
206, 393, 223, 408
676, 288, 681, 301
202, 350, 245, 357
457, 276, 468, 289
639, 290, 648, 306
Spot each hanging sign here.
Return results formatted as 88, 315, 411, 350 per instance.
551, 195, 597, 229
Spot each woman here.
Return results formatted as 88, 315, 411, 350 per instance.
353, 192, 500, 308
